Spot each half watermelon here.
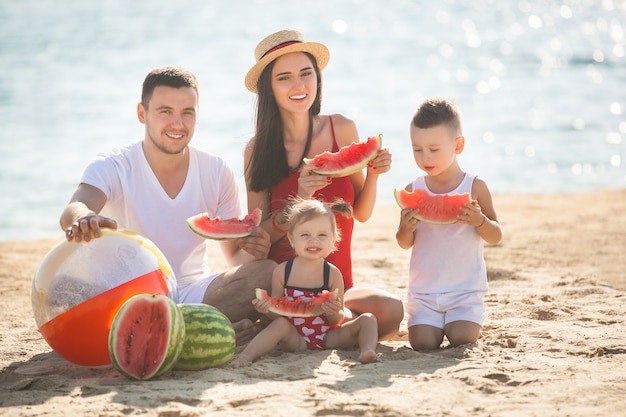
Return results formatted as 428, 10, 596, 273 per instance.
394, 188, 471, 225
108, 293, 185, 380
303, 134, 383, 177
255, 288, 339, 318
187, 208, 262, 240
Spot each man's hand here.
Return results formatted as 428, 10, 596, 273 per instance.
65, 214, 117, 242
237, 225, 271, 260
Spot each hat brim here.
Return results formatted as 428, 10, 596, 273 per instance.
245, 42, 329, 93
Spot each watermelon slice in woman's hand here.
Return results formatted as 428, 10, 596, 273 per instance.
303, 134, 383, 177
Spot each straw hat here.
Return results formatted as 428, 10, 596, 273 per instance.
245, 30, 330, 93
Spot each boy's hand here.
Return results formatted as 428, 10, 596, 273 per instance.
458, 201, 485, 227
398, 208, 420, 232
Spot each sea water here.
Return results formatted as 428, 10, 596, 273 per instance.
1, 0, 625, 241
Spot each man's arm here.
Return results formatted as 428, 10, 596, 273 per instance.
60, 183, 117, 242
218, 226, 271, 267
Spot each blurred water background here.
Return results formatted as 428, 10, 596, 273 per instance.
1, 0, 625, 241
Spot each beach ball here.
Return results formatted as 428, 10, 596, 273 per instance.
31, 228, 178, 367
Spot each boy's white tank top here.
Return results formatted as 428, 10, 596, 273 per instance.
408, 173, 487, 294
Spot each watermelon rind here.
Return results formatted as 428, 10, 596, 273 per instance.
174, 303, 236, 370
186, 208, 262, 240
108, 293, 186, 380
303, 134, 383, 178
255, 288, 339, 318
394, 188, 471, 225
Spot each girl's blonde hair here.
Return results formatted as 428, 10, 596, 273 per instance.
285, 197, 352, 251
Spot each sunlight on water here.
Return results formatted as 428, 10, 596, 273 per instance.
0, 0, 625, 241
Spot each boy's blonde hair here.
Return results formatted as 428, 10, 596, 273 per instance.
412, 97, 462, 135
285, 197, 352, 251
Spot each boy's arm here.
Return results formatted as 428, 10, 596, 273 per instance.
471, 178, 502, 245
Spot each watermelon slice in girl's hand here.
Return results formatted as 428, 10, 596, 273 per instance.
394, 188, 471, 225
303, 134, 383, 177
186, 208, 262, 240
255, 288, 339, 318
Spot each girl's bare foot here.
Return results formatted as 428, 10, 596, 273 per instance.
358, 349, 381, 364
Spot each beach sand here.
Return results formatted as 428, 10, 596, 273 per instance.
1, 190, 625, 416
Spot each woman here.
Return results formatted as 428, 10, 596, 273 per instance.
243, 30, 403, 339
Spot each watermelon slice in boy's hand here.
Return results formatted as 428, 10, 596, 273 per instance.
394, 188, 471, 225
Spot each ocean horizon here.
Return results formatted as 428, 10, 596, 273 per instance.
1, 0, 624, 241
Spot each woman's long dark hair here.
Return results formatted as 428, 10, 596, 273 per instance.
246, 52, 323, 192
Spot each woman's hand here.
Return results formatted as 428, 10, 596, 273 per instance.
297, 164, 331, 199
367, 148, 392, 176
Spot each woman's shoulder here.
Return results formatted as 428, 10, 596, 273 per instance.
324, 113, 358, 146
326, 112, 355, 127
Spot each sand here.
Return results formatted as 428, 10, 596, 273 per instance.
1, 190, 625, 417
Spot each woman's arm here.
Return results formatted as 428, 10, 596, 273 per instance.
330, 114, 389, 222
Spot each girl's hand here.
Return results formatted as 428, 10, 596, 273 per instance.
458, 200, 486, 227
367, 148, 392, 175
319, 299, 342, 321
251, 298, 271, 315
297, 164, 331, 199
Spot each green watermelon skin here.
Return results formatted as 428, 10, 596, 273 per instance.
394, 188, 471, 225
186, 208, 262, 240
108, 293, 185, 380
303, 134, 382, 177
174, 303, 236, 370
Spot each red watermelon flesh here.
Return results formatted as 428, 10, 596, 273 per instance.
303, 134, 382, 177
108, 293, 185, 380
394, 188, 471, 225
255, 288, 339, 318
187, 208, 262, 240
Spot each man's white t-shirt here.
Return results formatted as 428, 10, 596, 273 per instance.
81, 141, 242, 301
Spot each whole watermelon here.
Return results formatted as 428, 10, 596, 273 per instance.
174, 303, 236, 370
108, 293, 185, 380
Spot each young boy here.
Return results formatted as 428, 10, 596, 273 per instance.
396, 97, 502, 351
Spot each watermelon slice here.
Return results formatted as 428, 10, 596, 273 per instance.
186, 208, 262, 240
303, 134, 383, 177
255, 288, 339, 318
394, 188, 471, 225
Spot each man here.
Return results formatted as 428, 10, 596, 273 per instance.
60, 67, 274, 343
